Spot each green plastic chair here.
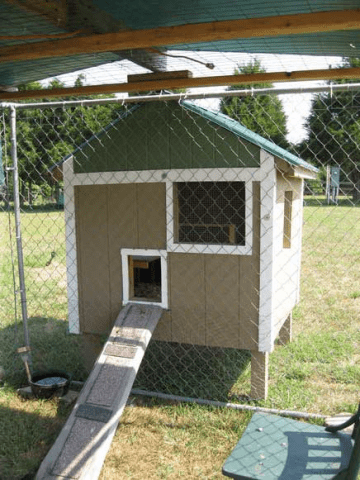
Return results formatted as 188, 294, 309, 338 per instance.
222, 404, 360, 480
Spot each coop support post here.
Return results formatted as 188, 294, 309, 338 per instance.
278, 313, 292, 345
250, 350, 269, 400
10, 105, 30, 351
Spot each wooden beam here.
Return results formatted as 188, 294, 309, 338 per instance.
1, 66, 360, 101
128, 70, 193, 83
0, 9, 359, 63
4, 0, 168, 73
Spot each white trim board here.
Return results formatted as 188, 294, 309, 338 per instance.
67, 165, 263, 187
64, 158, 80, 334
258, 150, 276, 353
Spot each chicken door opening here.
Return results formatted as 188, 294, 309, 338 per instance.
129, 256, 162, 303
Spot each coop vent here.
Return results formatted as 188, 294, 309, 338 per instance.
175, 181, 246, 245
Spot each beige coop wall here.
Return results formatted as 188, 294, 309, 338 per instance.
73, 181, 261, 350
155, 181, 260, 349
74, 182, 166, 334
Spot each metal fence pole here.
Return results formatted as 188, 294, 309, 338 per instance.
10, 105, 30, 350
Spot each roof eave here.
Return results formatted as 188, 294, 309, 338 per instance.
292, 165, 318, 180
275, 157, 318, 180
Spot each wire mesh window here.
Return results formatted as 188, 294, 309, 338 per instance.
175, 181, 246, 245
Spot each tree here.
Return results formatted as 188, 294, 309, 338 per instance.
220, 59, 288, 149
8, 76, 126, 204
299, 57, 360, 200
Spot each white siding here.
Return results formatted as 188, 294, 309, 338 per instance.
258, 150, 276, 353
272, 171, 304, 340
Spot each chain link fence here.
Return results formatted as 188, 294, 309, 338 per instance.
1, 85, 359, 410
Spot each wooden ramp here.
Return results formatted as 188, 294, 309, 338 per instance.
36, 303, 163, 480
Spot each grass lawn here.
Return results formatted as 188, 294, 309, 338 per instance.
267, 197, 360, 413
0, 197, 360, 479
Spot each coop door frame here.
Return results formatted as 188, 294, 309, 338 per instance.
121, 248, 168, 309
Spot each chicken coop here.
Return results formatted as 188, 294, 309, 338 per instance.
63, 100, 318, 398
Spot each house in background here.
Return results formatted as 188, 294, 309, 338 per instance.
63, 100, 318, 398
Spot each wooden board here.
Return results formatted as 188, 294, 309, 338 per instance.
2, 67, 360, 101
36, 304, 163, 480
128, 70, 193, 83
136, 183, 167, 249
2, 10, 360, 63
170, 253, 206, 345
78, 183, 166, 334
107, 184, 137, 323
205, 255, 240, 348
75, 185, 111, 334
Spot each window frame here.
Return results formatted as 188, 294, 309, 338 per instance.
283, 190, 293, 249
167, 176, 253, 256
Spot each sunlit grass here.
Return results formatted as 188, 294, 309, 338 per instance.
267, 198, 360, 413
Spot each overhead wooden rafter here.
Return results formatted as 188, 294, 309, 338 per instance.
1, 66, 360, 101
0, 9, 359, 63
4, 0, 168, 72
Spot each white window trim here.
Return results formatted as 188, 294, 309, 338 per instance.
121, 248, 168, 309
167, 179, 253, 255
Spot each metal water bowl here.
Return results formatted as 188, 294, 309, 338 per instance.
30, 370, 71, 399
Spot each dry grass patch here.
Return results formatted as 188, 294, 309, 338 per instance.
306, 377, 359, 411
100, 401, 250, 480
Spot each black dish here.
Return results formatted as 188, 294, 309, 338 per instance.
30, 370, 71, 399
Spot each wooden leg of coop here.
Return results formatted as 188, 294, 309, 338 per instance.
250, 351, 269, 400
278, 313, 292, 346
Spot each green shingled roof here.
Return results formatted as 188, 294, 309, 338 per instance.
60, 100, 317, 176
182, 101, 318, 173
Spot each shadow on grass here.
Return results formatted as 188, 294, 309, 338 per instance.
134, 340, 251, 402
0, 400, 72, 480
0, 316, 87, 388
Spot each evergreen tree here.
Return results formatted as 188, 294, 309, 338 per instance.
9, 76, 126, 204
299, 57, 360, 200
220, 59, 288, 149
